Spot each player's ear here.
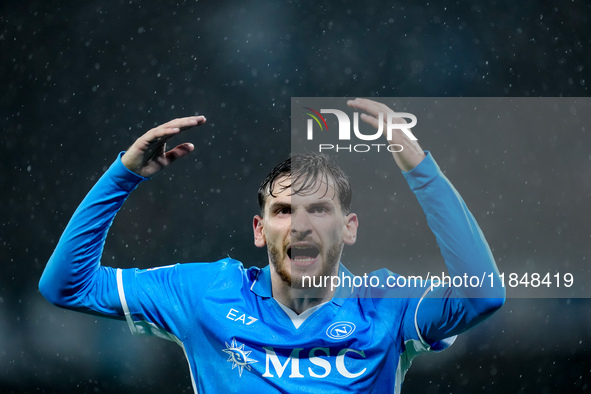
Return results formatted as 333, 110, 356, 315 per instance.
253, 215, 266, 247
342, 213, 358, 245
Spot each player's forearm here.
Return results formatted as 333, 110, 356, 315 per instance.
405, 152, 504, 344
39, 153, 147, 315
403, 152, 505, 302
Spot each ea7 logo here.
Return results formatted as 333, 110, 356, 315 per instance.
304, 108, 418, 141
226, 308, 258, 325
326, 322, 356, 340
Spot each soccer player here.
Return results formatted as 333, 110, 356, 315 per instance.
39, 98, 505, 393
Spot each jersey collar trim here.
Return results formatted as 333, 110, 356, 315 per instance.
251, 265, 273, 297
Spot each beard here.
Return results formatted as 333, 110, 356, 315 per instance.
267, 239, 343, 290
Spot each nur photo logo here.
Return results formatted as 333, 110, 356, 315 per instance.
302, 105, 418, 153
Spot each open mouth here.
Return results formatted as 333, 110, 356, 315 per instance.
288, 245, 320, 264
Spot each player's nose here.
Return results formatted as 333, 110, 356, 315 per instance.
290, 208, 312, 237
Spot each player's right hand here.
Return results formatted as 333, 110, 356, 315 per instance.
121, 116, 206, 178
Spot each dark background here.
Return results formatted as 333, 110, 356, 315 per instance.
2, 0, 590, 393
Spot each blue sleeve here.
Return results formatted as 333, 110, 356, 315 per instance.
39, 153, 148, 317
403, 151, 505, 346
118, 260, 227, 342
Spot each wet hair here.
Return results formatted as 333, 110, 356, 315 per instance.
257, 153, 352, 216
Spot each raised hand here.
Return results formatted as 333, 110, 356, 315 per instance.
347, 98, 425, 171
121, 116, 206, 178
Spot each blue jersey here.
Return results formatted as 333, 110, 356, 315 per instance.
39, 152, 504, 393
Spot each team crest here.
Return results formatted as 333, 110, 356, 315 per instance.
326, 321, 356, 339
222, 338, 258, 377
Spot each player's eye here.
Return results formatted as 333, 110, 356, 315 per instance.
276, 207, 291, 215
310, 206, 329, 214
